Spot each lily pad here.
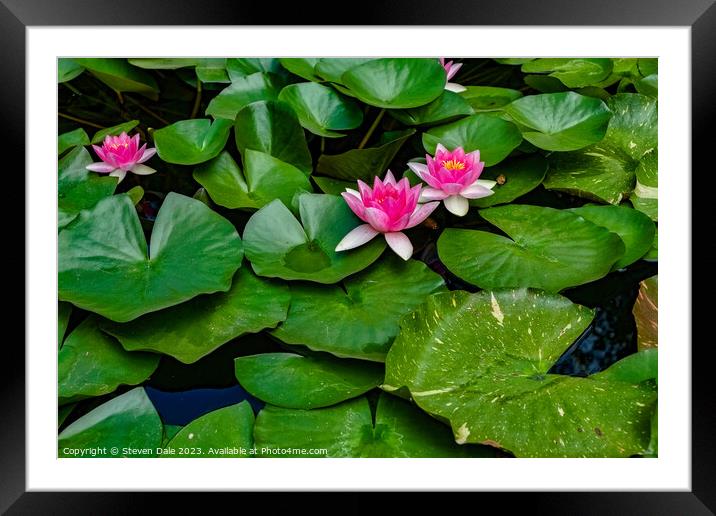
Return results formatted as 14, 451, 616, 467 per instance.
315, 58, 376, 84
128, 58, 199, 69
73, 58, 159, 100
58, 387, 163, 457
633, 276, 658, 350
459, 86, 523, 111
91, 120, 140, 144
235, 353, 384, 409
58, 128, 89, 154
205, 72, 284, 120
254, 393, 494, 457
631, 149, 658, 221
278, 82, 363, 137
58, 146, 117, 229
316, 129, 415, 181
58, 59, 84, 83
243, 194, 385, 283
470, 154, 548, 208
59, 317, 160, 402
58, 302, 72, 348
313, 176, 354, 195
389, 91, 473, 126
153, 118, 232, 165
422, 114, 522, 167
278, 58, 323, 81
383, 289, 657, 457
195, 58, 230, 83
545, 94, 657, 206
59, 193, 243, 322
504, 92, 612, 151
227, 58, 285, 79
193, 150, 312, 210
521, 58, 613, 88
568, 205, 655, 269
271, 256, 445, 361
103, 267, 289, 364
165, 402, 254, 456
438, 204, 625, 292
594, 349, 657, 384
234, 100, 313, 175
341, 58, 446, 109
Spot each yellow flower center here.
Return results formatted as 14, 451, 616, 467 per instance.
108, 143, 129, 150
442, 159, 465, 171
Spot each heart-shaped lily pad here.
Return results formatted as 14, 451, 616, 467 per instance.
235, 353, 384, 409
271, 256, 446, 361
254, 393, 495, 457
314, 58, 376, 84
521, 58, 614, 88
341, 58, 446, 109
234, 100, 312, 175
58, 128, 89, 154
278, 82, 363, 137
153, 118, 233, 165
58, 146, 117, 229
59, 193, 243, 322
279, 58, 323, 81
226, 58, 285, 79
631, 149, 658, 220
74, 58, 159, 100
544, 94, 656, 206
388, 91, 473, 126
459, 86, 523, 111
315, 129, 415, 181
58, 387, 163, 457
243, 193, 385, 283
504, 92, 612, 151
195, 58, 230, 83
193, 150, 312, 210
469, 154, 548, 208
312, 176, 354, 195
103, 267, 289, 364
422, 114, 523, 167
568, 205, 655, 269
165, 401, 254, 456
383, 289, 657, 457
59, 317, 160, 402
58, 58, 84, 83
438, 204, 625, 292
205, 73, 284, 120
58, 302, 72, 348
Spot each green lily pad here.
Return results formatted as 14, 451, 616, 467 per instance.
59, 317, 159, 402
243, 194, 385, 284
278, 82, 363, 137
459, 86, 523, 111
438, 204, 625, 292
58, 146, 117, 229
254, 393, 495, 457
58, 59, 84, 83
568, 205, 655, 269
153, 118, 232, 165
165, 402, 254, 457
545, 94, 657, 207
383, 289, 657, 457
58, 128, 89, 154
234, 100, 313, 175
522, 58, 613, 88
58, 301, 72, 348
126, 186, 144, 205
422, 114, 522, 167
645, 406, 658, 457
128, 58, 200, 69
389, 91, 473, 126
504, 92, 612, 151
313, 176, 354, 195
205, 73, 284, 120
58, 387, 163, 457
73, 58, 159, 100
227, 58, 285, 80
193, 150, 312, 210
341, 58, 446, 109
633, 276, 658, 351
279, 58, 323, 81
470, 154, 548, 208
316, 129, 415, 181
523, 74, 569, 93
315, 58, 376, 84
91, 120, 140, 144
58, 403, 76, 428
235, 353, 384, 409
631, 149, 658, 221
594, 349, 657, 384
195, 58, 230, 83
636, 74, 658, 97
272, 256, 446, 361
103, 267, 289, 364
59, 193, 243, 322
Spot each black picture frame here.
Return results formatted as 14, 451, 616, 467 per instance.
5, 0, 712, 512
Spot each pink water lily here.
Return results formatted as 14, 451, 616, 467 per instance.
439, 57, 466, 93
335, 171, 439, 260
86, 131, 157, 183
407, 144, 496, 217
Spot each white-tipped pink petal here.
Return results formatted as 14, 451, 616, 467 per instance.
406, 201, 440, 228
460, 184, 495, 199
383, 169, 397, 186
130, 164, 156, 176
86, 162, 117, 173
109, 169, 127, 183
341, 191, 367, 221
407, 161, 430, 180
344, 188, 361, 198
447, 62, 463, 80
384, 232, 413, 261
335, 224, 380, 252
445, 82, 467, 93
419, 188, 449, 202
444, 195, 470, 216
475, 179, 497, 189
435, 143, 449, 156
137, 147, 157, 163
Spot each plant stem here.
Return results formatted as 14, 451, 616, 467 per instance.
124, 95, 171, 126
190, 79, 202, 118
320, 137, 325, 154
358, 108, 385, 149
58, 112, 105, 130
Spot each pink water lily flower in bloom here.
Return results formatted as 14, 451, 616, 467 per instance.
439, 57, 467, 93
335, 171, 439, 261
407, 144, 497, 217
86, 132, 157, 183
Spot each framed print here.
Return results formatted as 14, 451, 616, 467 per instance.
6, 0, 713, 512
